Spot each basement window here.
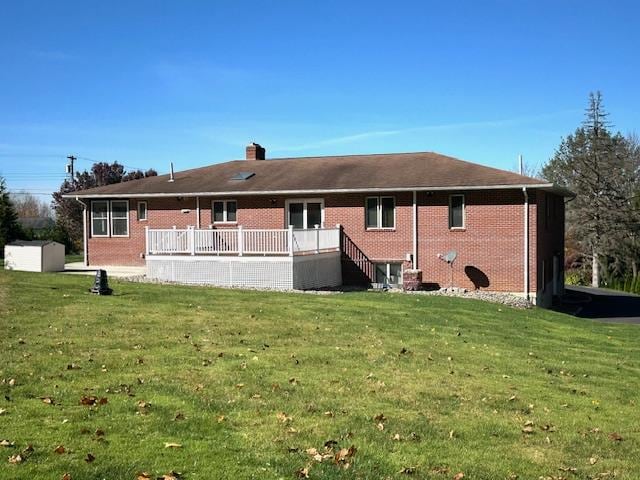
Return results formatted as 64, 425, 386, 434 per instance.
374, 263, 402, 287
212, 200, 237, 223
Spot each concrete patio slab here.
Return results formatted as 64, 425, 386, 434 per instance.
63, 262, 145, 278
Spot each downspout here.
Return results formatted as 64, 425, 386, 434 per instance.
412, 190, 418, 269
196, 196, 200, 229
523, 187, 529, 302
75, 197, 89, 266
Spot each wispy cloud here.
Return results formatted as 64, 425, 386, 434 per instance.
31, 50, 75, 61
272, 110, 580, 153
152, 60, 262, 94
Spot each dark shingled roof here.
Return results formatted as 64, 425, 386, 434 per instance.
66, 151, 567, 198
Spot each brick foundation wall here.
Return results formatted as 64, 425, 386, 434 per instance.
85, 190, 551, 297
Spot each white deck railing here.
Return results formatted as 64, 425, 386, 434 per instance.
146, 226, 340, 257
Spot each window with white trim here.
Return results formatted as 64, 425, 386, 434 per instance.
212, 200, 237, 223
365, 196, 395, 229
91, 201, 109, 237
449, 194, 465, 229
374, 263, 402, 286
110, 200, 129, 236
137, 201, 147, 221
91, 200, 130, 237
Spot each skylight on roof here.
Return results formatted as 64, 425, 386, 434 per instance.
230, 171, 255, 181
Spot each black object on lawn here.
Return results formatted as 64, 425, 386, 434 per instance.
90, 269, 113, 295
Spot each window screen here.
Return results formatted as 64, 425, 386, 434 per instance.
366, 197, 379, 228
449, 195, 464, 229
381, 197, 395, 228
111, 201, 129, 236
289, 203, 304, 228
92, 201, 109, 236
226, 201, 237, 222
213, 201, 225, 222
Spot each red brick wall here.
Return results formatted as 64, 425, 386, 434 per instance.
416, 190, 537, 293
85, 191, 552, 296
87, 197, 198, 266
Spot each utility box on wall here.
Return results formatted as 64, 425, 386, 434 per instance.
4, 240, 65, 272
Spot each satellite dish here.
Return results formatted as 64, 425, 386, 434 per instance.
443, 250, 457, 264
437, 250, 458, 288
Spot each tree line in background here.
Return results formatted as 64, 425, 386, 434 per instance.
542, 92, 640, 292
0, 163, 156, 257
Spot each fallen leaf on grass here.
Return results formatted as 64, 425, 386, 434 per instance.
7, 454, 23, 464
295, 466, 310, 478
80, 396, 107, 406
0, 439, 14, 447
608, 432, 623, 442
137, 400, 151, 414
453, 473, 465, 480
159, 471, 182, 480
41, 396, 55, 405
61, 473, 71, 480
373, 413, 386, 422
399, 466, 416, 474
84, 453, 95, 463
164, 443, 182, 449
174, 413, 185, 421
276, 412, 292, 423
0, 408, 6, 415
376, 422, 385, 431
136, 473, 152, 480
53, 445, 66, 454
217, 415, 225, 423
559, 466, 577, 473
589, 457, 598, 465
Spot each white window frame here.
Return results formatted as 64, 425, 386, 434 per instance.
374, 262, 403, 286
110, 200, 130, 237
449, 194, 465, 229
212, 199, 238, 224
137, 201, 148, 221
365, 196, 396, 230
90, 200, 110, 237
284, 198, 325, 229
90, 200, 130, 237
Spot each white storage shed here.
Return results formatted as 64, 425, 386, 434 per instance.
4, 240, 66, 272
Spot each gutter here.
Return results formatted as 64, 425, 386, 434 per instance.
74, 197, 89, 267
63, 183, 571, 199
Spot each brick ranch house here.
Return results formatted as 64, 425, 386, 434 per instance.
65, 144, 570, 306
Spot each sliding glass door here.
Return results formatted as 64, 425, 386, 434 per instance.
286, 199, 324, 229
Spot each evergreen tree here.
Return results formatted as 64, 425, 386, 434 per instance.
0, 176, 23, 254
543, 92, 640, 286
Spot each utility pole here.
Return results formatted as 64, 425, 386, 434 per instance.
66, 155, 76, 181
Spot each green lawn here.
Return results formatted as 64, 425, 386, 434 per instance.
1, 271, 638, 479
64, 254, 84, 264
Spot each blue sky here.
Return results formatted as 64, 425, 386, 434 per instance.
1, 1, 638, 197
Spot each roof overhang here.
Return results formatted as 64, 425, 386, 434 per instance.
64, 183, 573, 199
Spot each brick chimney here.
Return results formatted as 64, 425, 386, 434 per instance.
246, 142, 266, 161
